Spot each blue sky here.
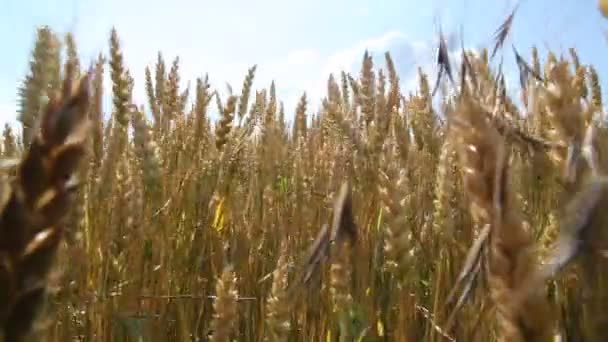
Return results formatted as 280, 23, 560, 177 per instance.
1, 0, 607, 128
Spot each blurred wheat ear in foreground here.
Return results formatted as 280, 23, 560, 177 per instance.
0, 63, 90, 341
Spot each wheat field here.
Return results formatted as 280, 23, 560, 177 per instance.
1, 7, 608, 341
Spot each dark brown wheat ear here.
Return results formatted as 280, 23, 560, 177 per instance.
288, 181, 357, 295
491, 4, 518, 60
0, 67, 91, 341
432, 28, 455, 97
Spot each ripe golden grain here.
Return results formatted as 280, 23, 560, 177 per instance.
5, 12, 608, 341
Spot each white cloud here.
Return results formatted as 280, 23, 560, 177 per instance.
321, 31, 408, 77
281, 30, 443, 117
